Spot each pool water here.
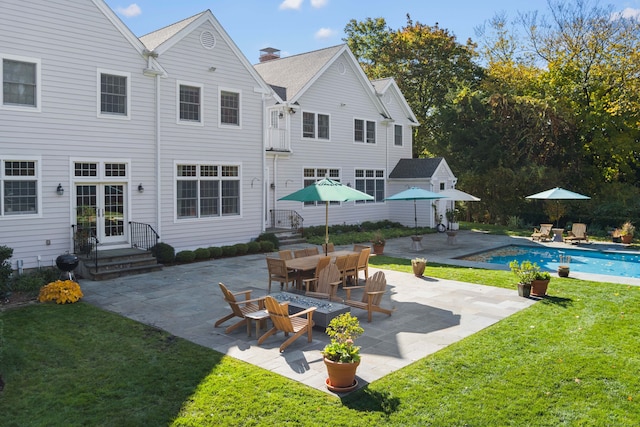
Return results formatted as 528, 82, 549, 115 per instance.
461, 245, 640, 279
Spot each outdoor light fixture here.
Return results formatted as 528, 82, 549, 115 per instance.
138, 183, 144, 193
56, 183, 64, 196
288, 107, 296, 114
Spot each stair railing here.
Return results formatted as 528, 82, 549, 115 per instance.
269, 209, 304, 234
72, 224, 99, 271
129, 221, 160, 251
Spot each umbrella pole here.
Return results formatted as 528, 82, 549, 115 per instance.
414, 199, 417, 235
325, 201, 329, 256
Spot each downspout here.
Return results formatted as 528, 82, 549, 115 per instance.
155, 72, 161, 239
261, 94, 267, 232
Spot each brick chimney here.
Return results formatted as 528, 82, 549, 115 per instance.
259, 47, 281, 62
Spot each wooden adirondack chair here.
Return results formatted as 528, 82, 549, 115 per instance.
531, 224, 553, 241
214, 283, 265, 334
344, 271, 394, 322
303, 263, 341, 300
564, 223, 589, 244
258, 295, 316, 352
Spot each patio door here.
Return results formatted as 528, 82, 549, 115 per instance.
75, 184, 127, 244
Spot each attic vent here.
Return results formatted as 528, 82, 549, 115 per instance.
337, 62, 346, 75
200, 31, 216, 49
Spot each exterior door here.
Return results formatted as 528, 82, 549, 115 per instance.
75, 184, 127, 244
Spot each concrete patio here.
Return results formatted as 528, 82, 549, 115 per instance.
79, 230, 635, 394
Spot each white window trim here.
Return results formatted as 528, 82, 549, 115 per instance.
302, 167, 341, 207
96, 68, 131, 120
173, 160, 242, 222
0, 155, 42, 219
394, 124, 403, 146
353, 117, 377, 144
354, 168, 385, 204
301, 111, 331, 141
1, 54, 42, 113
176, 80, 204, 126
218, 87, 242, 129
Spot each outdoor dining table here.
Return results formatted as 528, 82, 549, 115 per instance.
284, 250, 357, 289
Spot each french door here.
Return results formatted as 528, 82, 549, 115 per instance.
75, 184, 127, 244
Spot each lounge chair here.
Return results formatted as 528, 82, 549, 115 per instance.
258, 295, 316, 352
531, 224, 553, 241
344, 271, 394, 322
564, 223, 588, 244
303, 263, 341, 300
214, 283, 265, 334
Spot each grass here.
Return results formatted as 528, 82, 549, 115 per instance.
1, 258, 639, 425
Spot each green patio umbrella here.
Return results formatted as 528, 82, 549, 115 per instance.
279, 178, 373, 254
526, 187, 590, 227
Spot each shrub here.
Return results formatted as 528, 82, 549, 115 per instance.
38, 280, 83, 304
208, 247, 223, 258
260, 241, 275, 252
221, 246, 237, 257
175, 250, 196, 263
151, 242, 175, 264
247, 241, 261, 254
0, 245, 13, 298
256, 232, 279, 250
11, 267, 58, 293
233, 243, 248, 255
194, 248, 211, 260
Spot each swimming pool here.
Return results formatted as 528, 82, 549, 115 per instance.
460, 245, 640, 279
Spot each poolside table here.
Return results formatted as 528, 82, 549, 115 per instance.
552, 228, 564, 242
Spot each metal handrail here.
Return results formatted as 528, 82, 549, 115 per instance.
269, 209, 304, 232
129, 221, 160, 250
72, 224, 99, 271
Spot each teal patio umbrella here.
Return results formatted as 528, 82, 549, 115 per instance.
279, 178, 374, 254
526, 187, 590, 227
385, 187, 447, 233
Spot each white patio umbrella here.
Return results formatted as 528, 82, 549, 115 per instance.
385, 187, 448, 233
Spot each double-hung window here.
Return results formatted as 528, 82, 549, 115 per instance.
178, 82, 203, 124
302, 112, 330, 140
98, 69, 130, 118
355, 169, 384, 203
354, 119, 376, 144
176, 163, 240, 219
2, 55, 40, 111
2, 159, 39, 216
394, 124, 403, 146
303, 168, 340, 206
220, 90, 240, 126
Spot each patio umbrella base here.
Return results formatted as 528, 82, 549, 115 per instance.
411, 235, 423, 251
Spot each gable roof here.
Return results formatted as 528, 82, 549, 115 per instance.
138, 10, 271, 94
254, 44, 391, 118
389, 158, 445, 179
372, 78, 419, 125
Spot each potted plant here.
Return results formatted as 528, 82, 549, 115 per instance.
620, 221, 635, 244
445, 208, 459, 230
509, 260, 539, 298
322, 312, 364, 392
411, 257, 427, 277
370, 231, 386, 255
531, 271, 551, 297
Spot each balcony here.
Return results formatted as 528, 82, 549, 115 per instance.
265, 127, 290, 152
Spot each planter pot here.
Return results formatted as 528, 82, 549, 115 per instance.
372, 244, 385, 255
411, 261, 426, 277
324, 358, 360, 392
531, 279, 550, 297
558, 266, 570, 278
517, 283, 531, 298
449, 222, 459, 231
621, 235, 633, 244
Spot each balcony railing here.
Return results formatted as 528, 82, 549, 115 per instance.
266, 128, 290, 151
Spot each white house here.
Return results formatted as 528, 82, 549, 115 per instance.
0, 0, 457, 272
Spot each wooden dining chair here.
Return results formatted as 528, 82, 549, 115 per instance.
258, 295, 316, 352
353, 244, 369, 252
355, 247, 371, 284
294, 249, 308, 258
266, 257, 295, 293
322, 242, 335, 253
305, 247, 319, 256
342, 253, 360, 287
278, 250, 293, 260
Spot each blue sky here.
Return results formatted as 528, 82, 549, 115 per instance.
104, 0, 640, 63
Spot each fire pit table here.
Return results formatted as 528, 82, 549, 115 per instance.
270, 292, 350, 329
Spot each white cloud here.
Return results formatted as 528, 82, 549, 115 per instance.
310, 0, 328, 8
279, 0, 303, 10
612, 7, 640, 21
117, 3, 141, 18
315, 27, 336, 39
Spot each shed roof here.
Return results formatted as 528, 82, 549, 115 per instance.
389, 158, 445, 179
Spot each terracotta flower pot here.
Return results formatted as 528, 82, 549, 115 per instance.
412, 261, 426, 277
372, 244, 384, 255
324, 358, 360, 392
558, 266, 570, 277
531, 279, 549, 297
621, 235, 633, 244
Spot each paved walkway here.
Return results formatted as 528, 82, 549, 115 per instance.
79, 230, 635, 394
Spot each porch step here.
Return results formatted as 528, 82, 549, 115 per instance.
78, 248, 163, 281
267, 228, 306, 247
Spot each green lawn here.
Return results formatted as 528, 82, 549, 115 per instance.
1, 258, 639, 426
